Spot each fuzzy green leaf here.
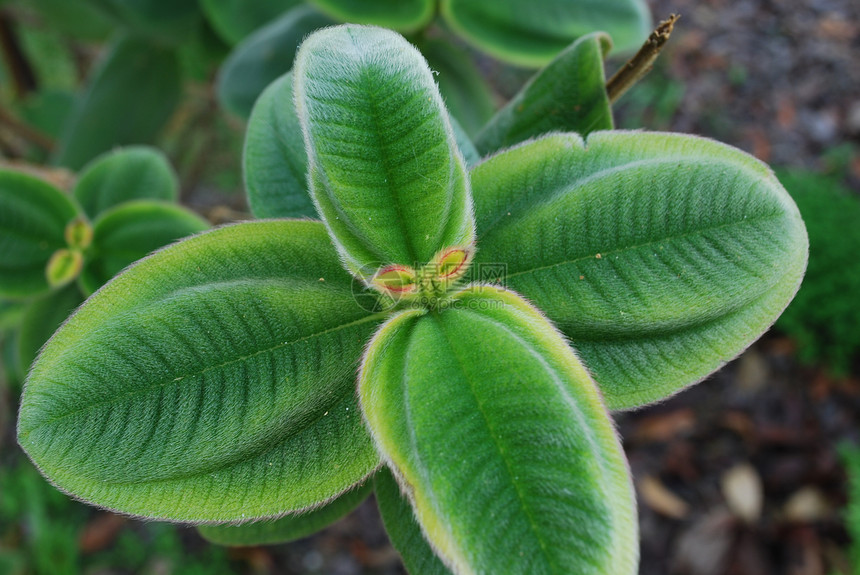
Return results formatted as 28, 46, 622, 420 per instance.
79, 200, 210, 294
375, 467, 454, 575
475, 33, 613, 155
306, 0, 434, 32
420, 39, 496, 138
441, 0, 651, 66
472, 132, 808, 409
17, 286, 83, 372
217, 6, 333, 119
18, 221, 384, 522
0, 170, 78, 299
200, 0, 301, 45
198, 480, 372, 546
244, 71, 480, 219
243, 72, 313, 218
295, 25, 475, 278
73, 146, 179, 219
360, 286, 637, 575
53, 35, 181, 170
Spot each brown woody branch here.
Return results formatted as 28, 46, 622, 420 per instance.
606, 14, 680, 104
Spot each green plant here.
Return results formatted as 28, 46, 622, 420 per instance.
16, 25, 807, 574
775, 168, 860, 375
0, 146, 209, 377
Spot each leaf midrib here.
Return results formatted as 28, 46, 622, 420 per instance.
476, 155, 767, 237
22, 311, 386, 436
429, 312, 564, 573
500, 211, 787, 282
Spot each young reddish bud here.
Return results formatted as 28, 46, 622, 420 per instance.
434, 247, 471, 280
64, 217, 93, 250
46, 248, 84, 289
371, 265, 418, 296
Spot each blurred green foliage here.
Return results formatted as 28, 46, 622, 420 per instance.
838, 444, 860, 574
776, 166, 860, 375
0, 459, 235, 575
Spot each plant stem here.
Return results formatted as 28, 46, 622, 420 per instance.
0, 105, 55, 152
606, 14, 680, 104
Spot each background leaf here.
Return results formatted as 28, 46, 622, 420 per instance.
359, 286, 637, 574
198, 480, 372, 546
419, 38, 496, 138
471, 132, 808, 409
200, 0, 301, 45
52, 35, 182, 171
295, 25, 474, 277
28, 0, 112, 40
84, 0, 200, 46
475, 33, 613, 155
17, 286, 83, 373
217, 6, 333, 119
80, 200, 209, 294
441, 0, 652, 66
243, 72, 313, 218
0, 299, 28, 330
449, 116, 480, 168
374, 467, 453, 575
73, 146, 179, 219
19, 221, 383, 522
17, 90, 76, 140
306, 0, 434, 32
0, 170, 78, 300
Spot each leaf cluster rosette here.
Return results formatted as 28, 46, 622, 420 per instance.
18, 25, 807, 574
0, 146, 208, 376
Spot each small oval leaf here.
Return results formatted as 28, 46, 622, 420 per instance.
198, 480, 372, 546
19, 221, 384, 522
295, 25, 475, 279
217, 5, 333, 119
73, 146, 179, 219
441, 0, 652, 66
475, 33, 614, 155
0, 170, 78, 299
359, 285, 637, 574
472, 132, 808, 409
81, 200, 209, 294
